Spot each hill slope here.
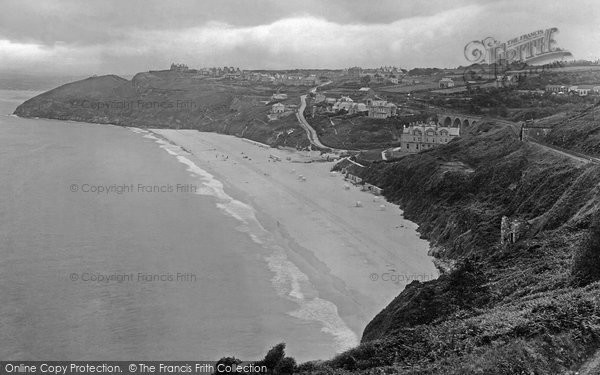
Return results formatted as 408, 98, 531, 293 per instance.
14, 73, 311, 148
316, 119, 600, 374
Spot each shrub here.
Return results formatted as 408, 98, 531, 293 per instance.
571, 212, 600, 286
275, 357, 297, 375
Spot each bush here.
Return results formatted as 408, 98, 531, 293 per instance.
275, 357, 296, 375
257, 343, 298, 375
448, 258, 491, 309
571, 213, 600, 286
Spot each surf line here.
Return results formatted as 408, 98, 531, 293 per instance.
131, 128, 360, 351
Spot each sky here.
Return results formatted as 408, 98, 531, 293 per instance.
1, 0, 599, 76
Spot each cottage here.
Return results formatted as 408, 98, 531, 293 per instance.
368, 100, 397, 119
439, 77, 455, 88
348, 103, 368, 115
362, 183, 383, 195
345, 173, 363, 184
315, 93, 326, 103
271, 103, 285, 113
332, 101, 354, 112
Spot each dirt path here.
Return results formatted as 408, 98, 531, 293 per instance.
530, 141, 592, 165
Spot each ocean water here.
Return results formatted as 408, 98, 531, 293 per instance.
0, 90, 353, 361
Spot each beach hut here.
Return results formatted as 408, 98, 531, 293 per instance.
344, 184, 350, 190
355, 201, 362, 207
379, 205, 386, 211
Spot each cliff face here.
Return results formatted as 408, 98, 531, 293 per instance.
14, 73, 311, 149
324, 120, 600, 373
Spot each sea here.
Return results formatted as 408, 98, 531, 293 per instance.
0, 89, 354, 362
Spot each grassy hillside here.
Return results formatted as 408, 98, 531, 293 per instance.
545, 105, 600, 157
312, 119, 600, 374
14, 72, 311, 149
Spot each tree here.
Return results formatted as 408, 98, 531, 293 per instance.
361, 75, 371, 86
258, 343, 286, 373
571, 213, 600, 286
214, 357, 242, 375
274, 357, 296, 375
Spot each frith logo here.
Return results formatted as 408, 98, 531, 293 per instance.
464, 27, 572, 65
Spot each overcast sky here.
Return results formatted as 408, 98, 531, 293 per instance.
1, 0, 599, 76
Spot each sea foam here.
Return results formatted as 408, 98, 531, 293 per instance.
133, 128, 359, 351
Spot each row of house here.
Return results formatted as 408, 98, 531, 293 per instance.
319, 96, 367, 115
193, 66, 243, 77
346, 66, 404, 84
317, 91, 397, 119
274, 74, 320, 86
170, 64, 321, 85
545, 84, 600, 96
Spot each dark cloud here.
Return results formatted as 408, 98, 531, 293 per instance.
0, 0, 491, 46
0, 0, 598, 75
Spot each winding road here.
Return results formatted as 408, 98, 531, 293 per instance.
296, 94, 331, 150
295, 82, 349, 153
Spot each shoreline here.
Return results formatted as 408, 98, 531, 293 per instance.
145, 128, 439, 348
5, 108, 440, 356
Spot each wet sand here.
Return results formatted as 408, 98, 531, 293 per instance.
149, 129, 439, 343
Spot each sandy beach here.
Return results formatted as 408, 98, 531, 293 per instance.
144, 129, 439, 350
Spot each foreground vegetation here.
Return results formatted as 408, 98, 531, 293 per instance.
16, 71, 600, 373
318, 119, 600, 374
215, 116, 600, 375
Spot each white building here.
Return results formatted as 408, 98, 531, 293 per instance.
400, 122, 460, 153
272, 103, 285, 113
367, 100, 397, 119
576, 85, 596, 96
349, 103, 368, 115
439, 77, 455, 88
